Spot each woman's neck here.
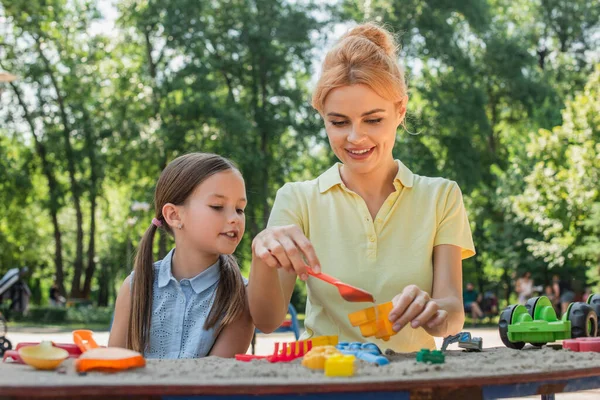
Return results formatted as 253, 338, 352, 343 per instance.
340, 158, 398, 200
171, 245, 219, 281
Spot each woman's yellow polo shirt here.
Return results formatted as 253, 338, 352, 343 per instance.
267, 160, 475, 352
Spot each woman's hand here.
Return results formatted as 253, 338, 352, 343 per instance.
388, 285, 448, 336
251, 224, 321, 280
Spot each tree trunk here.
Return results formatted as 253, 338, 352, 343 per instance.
82, 106, 100, 299
537, 46, 547, 70
97, 265, 109, 307
82, 194, 97, 298
8, 79, 67, 296
50, 212, 66, 296
34, 36, 85, 297
502, 265, 512, 305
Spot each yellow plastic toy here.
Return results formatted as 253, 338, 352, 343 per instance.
348, 302, 395, 341
18, 341, 69, 370
301, 345, 340, 370
324, 354, 356, 377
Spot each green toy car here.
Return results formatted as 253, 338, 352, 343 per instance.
416, 349, 445, 364
499, 295, 598, 349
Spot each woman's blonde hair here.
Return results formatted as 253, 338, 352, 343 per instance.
312, 22, 407, 115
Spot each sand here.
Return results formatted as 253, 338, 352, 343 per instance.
1, 346, 600, 389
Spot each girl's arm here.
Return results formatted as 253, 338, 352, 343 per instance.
247, 251, 296, 333
108, 276, 132, 348
208, 294, 254, 357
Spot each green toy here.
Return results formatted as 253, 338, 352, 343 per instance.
499, 295, 598, 349
416, 349, 445, 364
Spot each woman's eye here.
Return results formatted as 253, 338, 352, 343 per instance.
210, 206, 223, 211
330, 120, 348, 127
237, 209, 245, 214
366, 118, 383, 124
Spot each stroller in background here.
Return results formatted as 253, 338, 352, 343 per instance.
0, 267, 32, 356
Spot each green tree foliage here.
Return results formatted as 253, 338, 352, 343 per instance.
512, 66, 600, 286
0, 0, 598, 311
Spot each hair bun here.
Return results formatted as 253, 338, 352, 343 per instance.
343, 23, 397, 57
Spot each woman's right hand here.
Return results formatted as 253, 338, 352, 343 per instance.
251, 224, 321, 280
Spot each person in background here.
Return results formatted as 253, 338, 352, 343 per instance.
481, 291, 498, 317
557, 275, 576, 315
49, 281, 66, 307
463, 282, 484, 324
515, 271, 533, 305
583, 287, 592, 303
544, 284, 556, 306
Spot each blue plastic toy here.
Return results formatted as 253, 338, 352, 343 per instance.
335, 342, 389, 366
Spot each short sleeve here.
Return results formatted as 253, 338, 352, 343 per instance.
434, 182, 476, 259
267, 183, 306, 233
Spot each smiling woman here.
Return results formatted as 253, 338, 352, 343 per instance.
248, 22, 476, 353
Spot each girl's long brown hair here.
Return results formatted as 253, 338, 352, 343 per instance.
127, 153, 248, 353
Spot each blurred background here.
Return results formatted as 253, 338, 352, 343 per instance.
0, 0, 598, 329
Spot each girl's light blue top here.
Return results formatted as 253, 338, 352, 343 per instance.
132, 248, 226, 359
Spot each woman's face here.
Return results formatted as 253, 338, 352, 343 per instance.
322, 84, 405, 176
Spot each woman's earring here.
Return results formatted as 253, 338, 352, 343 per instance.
177, 223, 183, 230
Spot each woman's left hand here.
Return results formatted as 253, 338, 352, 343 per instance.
388, 285, 448, 335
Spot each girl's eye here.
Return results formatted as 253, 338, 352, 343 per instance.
210, 206, 223, 211
365, 118, 383, 124
237, 209, 245, 214
330, 120, 348, 127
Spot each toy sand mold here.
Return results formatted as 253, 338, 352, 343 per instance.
73, 330, 145, 373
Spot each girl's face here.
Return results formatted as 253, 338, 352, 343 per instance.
322, 84, 405, 176
177, 169, 246, 256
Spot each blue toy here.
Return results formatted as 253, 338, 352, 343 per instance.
335, 342, 389, 366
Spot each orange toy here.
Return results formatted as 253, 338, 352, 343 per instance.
73, 330, 98, 352
348, 302, 395, 341
72, 330, 145, 373
301, 345, 340, 370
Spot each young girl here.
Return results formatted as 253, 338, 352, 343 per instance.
109, 153, 253, 358
248, 23, 475, 352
